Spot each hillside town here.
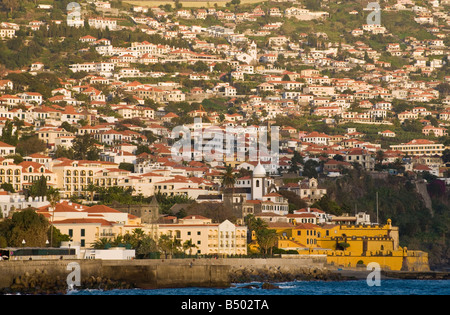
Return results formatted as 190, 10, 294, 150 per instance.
0, 0, 448, 267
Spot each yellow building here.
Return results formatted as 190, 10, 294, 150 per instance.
272, 219, 429, 271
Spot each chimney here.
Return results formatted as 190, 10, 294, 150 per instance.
307, 207, 310, 213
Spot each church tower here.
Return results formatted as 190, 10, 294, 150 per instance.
248, 41, 258, 64
251, 161, 266, 200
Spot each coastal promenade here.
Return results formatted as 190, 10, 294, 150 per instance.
0, 256, 448, 294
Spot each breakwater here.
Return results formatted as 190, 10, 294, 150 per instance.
0, 257, 448, 294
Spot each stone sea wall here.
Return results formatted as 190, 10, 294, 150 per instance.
0, 256, 327, 294
0, 256, 446, 294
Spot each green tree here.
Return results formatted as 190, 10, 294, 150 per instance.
289, 151, 303, 173
16, 136, 46, 156
0, 182, 15, 193
303, 159, 319, 178
28, 175, 48, 197
71, 133, 100, 160
312, 194, 343, 216
1, 0, 19, 16
4, 208, 49, 247
119, 162, 134, 172
441, 149, 450, 164
0, 120, 18, 146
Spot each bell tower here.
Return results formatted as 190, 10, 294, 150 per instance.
248, 41, 257, 63
251, 161, 266, 200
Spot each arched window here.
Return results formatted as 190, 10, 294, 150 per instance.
256, 180, 260, 188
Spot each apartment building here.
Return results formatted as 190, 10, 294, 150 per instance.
298, 178, 327, 204
158, 215, 247, 256
345, 148, 375, 171
41, 201, 143, 248
303, 85, 336, 96
390, 139, 445, 156
69, 62, 115, 74
0, 28, 15, 39
115, 105, 155, 120
37, 127, 74, 145
0, 141, 15, 156
261, 192, 289, 215
50, 159, 121, 198
88, 17, 118, 30
0, 158, 22, 192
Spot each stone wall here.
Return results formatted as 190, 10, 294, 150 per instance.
0, 256, 329, 293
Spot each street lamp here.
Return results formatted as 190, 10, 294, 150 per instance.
22, 239, 26, 247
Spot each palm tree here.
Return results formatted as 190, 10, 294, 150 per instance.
245, 214, 268, 243
92, 237, 112, 249
222, 165, 236, 210
84, 183, 97, 202
47, 188, 60, 247
182, 239, 197, 256
221, 165, 236, 189
158, 234, 176, 258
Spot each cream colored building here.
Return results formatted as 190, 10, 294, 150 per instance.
39, 201, 143, 248
298, 177, 327, 204
50, 159, 121, 198
0, 158, 23, 192
158, 215, 247, 256
37, 127, 74, 145
390, 139, 444, 156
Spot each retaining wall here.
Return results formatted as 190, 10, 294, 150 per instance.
0, 256, 328, 291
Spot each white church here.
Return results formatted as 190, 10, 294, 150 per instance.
235, 161, 289, 216
235, 41, 258, 65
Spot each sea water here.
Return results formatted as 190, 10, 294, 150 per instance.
68, 279, 450, 295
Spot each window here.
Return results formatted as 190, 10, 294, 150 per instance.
68, 229, 73, 237
81, 229, 85, 237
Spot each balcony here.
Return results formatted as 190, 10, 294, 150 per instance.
96, 232, 116, 237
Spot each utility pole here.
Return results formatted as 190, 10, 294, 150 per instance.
376, 191, 379, 225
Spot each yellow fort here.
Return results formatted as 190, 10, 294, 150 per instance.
264, 218, 430, 271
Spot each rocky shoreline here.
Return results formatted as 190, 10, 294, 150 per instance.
229, 266, 350, 283
1, 268, 135, 295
